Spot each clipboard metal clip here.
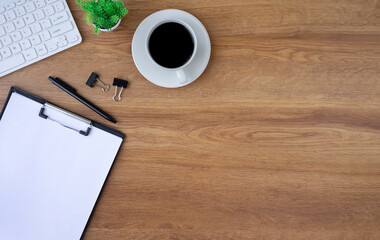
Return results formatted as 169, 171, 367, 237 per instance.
39, 103, 92, 136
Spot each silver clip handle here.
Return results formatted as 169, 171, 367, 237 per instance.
96, 78, 110, 92
113, 86, 123, 101
39, 103, 92, 136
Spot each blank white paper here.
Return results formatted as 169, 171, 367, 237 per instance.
0, 92, 123, 240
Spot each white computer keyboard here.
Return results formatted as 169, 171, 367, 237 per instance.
0, 0, 82, 77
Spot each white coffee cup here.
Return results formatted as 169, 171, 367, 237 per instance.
145, 19, 198, 84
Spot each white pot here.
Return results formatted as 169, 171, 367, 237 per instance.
93, 18, 122, 32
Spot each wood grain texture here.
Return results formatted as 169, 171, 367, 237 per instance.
1, 0, 380, 239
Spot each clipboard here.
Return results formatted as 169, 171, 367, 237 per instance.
0, 87, 125, 240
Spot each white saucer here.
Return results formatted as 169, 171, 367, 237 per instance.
132, 9, 211, 88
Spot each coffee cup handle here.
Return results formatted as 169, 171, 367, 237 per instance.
177, 69, 188, 84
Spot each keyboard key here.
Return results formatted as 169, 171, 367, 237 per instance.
53, 2, 64, 12
35, 0, 46, 8
21, 27, 32, 37
1, 47, 12, 58
31, 23, 42, 33
4, 23, 16, 33
20, 39, 32, 49
40, 31, 51, 41
15, 6, 26, 17
0, 7, 5, 14
58, 40, 67, 47
50, 21, 72, 37
45, 39, 57, 51
35, 9, 45, 20
44, 5, 55, 16
11, 32, 22, 42
0, 14, 5, 24
40, 18, 52, 29
14, 18, 25, 28
1, 36, 12, 46
5, 10, 16, 21
35, 44, 48, 56
30, 35, 41, 45
0, 54, 25, 73
5, 3, 16, 10
51, 11, 68, 25
25, 2, 36, 12
0, 27, 5, 37
24, 48, 38, 60
57, 35, 66, 41
16, 0, 26, 5
46, 0, 58, 3
24, 14, 35, 24
15, 6, 26, 16
10, 43, 22, 54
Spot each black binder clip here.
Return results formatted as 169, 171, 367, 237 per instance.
112, 78, 128, 101
86, 72, 110, 92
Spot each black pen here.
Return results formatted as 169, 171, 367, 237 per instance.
48, 76, 117, 124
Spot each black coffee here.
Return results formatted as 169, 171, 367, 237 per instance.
148, 22, 194, 69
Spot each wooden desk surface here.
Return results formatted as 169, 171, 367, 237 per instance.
1, 0, 380, 239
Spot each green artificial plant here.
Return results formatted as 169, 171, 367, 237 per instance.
76, 0, 128, 34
